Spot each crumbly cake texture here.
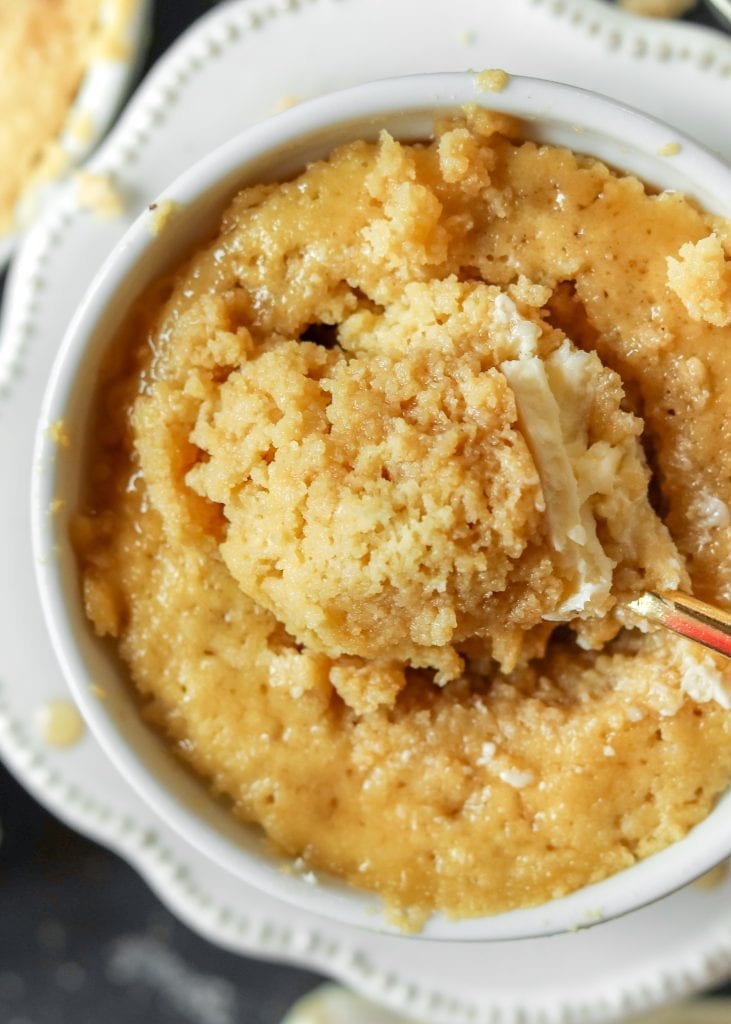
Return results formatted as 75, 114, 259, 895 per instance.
0, 0, 101, 235
74, 109, 731, 922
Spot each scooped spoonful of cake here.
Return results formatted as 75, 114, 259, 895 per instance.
185, 280, 729, 676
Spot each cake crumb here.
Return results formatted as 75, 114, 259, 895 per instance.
92, 0, 138, 62
656, 141, 681, 157
76, 171, 124, 220
474, 69, 509, 93
273, 95, 300, 112
384, 903, 430, 934
67, 110, 95, 144
48, 419, 70, 448
582, 907, 604, 924
36, 699, 84, 748
329, 662, 405, 715
460, 28, 477, 45
667, 233, 731, 327
148, 198, 180, 236
35, 141, 72, 187
49, 497, 66, 515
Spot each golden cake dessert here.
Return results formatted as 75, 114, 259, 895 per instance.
73, 106, 731, 925
0, 0, 104, 237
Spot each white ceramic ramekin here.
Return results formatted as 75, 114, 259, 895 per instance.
31, 72, 731, 942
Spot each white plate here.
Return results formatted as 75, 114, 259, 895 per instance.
1, 1, 730, 1021
0, 0, 152, 270
282, 987, 731, 1024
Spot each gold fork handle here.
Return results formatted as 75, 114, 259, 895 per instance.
628, 591, 731, 659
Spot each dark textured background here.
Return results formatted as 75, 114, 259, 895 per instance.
0, 3, 728, 1023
